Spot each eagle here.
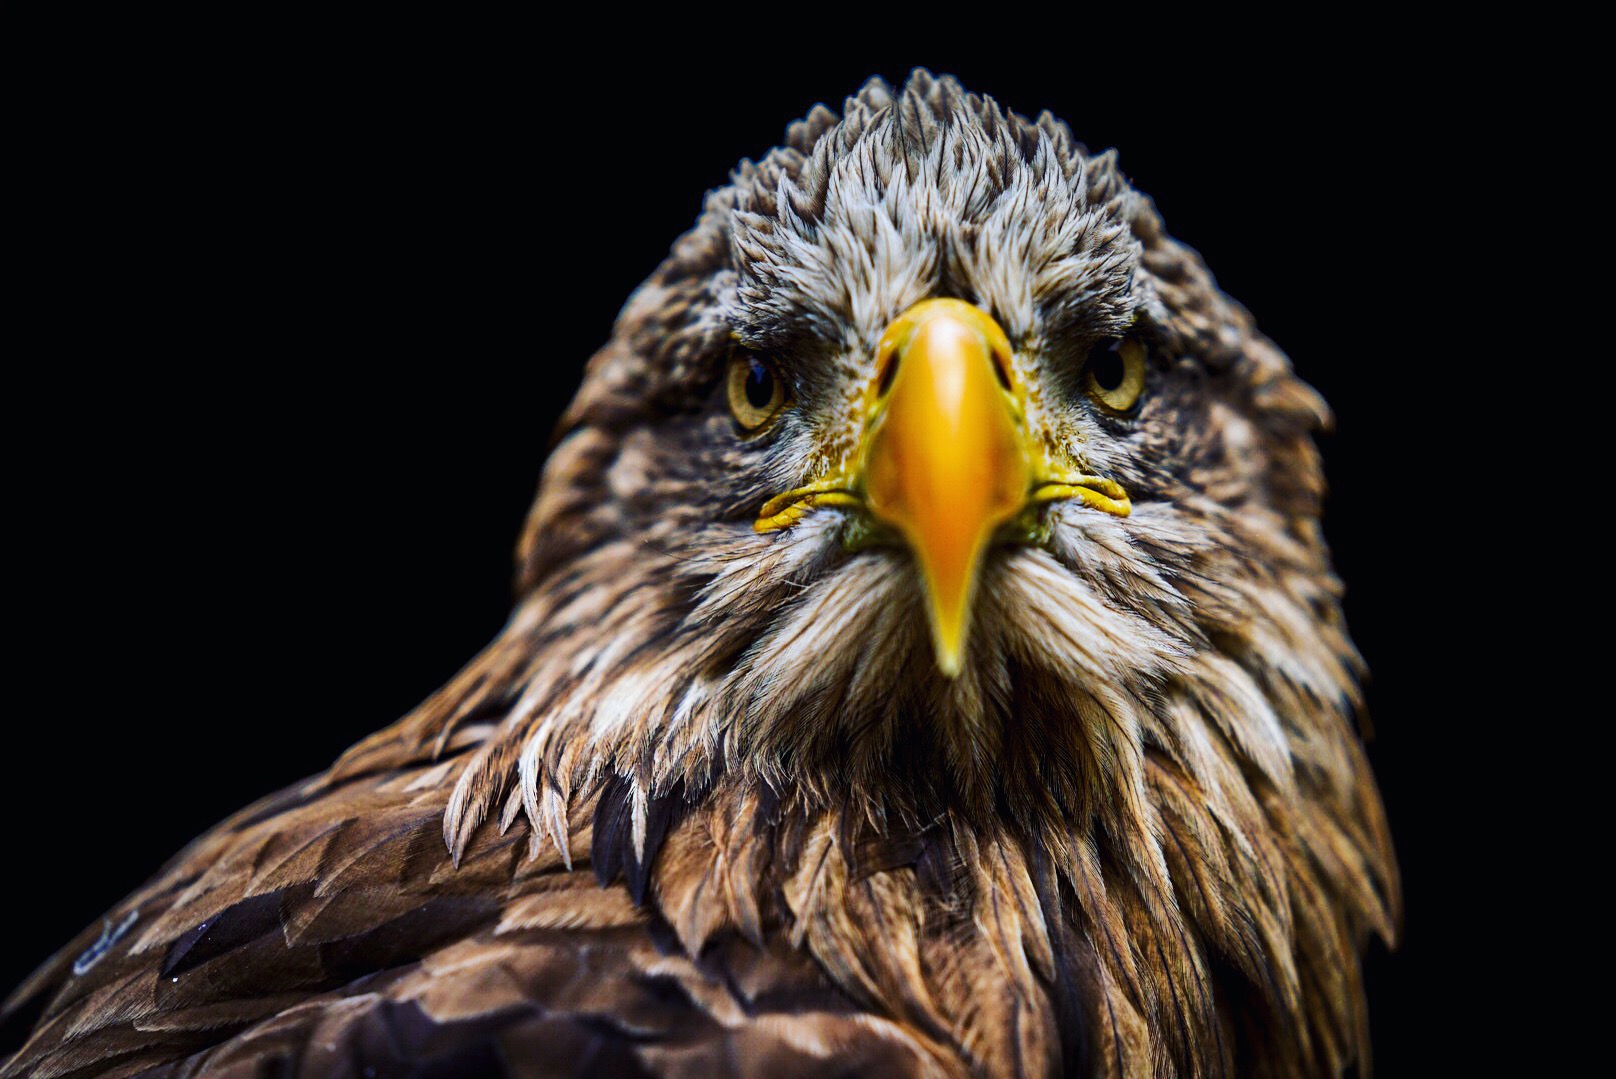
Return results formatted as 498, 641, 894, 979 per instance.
2, 71, 1399, 1078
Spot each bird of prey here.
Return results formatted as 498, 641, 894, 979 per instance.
2, 71, 1398, 1078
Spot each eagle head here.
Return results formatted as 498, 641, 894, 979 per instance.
360, 68, 1395, 1076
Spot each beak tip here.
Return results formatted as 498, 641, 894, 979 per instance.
932, 628, 968, 679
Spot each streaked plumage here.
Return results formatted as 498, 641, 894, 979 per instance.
2, 71, 1398, 1077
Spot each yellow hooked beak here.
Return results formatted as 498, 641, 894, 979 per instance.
755, 298, 1130, 677
863, 300, 1027, 675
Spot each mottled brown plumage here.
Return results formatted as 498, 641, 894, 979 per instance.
3, 71, 1398, 1077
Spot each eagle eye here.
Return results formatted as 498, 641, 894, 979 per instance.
726, 352, 789, 433
1083, 337, 1147, 414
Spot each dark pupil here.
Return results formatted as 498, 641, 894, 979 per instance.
1090, 345, 1125, 392
744, 360, 775, 408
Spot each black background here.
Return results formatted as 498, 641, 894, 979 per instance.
8, 13, 1506, 1075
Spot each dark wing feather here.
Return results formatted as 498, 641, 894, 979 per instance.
1, 752, 937, 1078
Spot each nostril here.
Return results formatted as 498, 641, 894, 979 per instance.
877, 349, 900, 398
992, 351, 1013, 392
